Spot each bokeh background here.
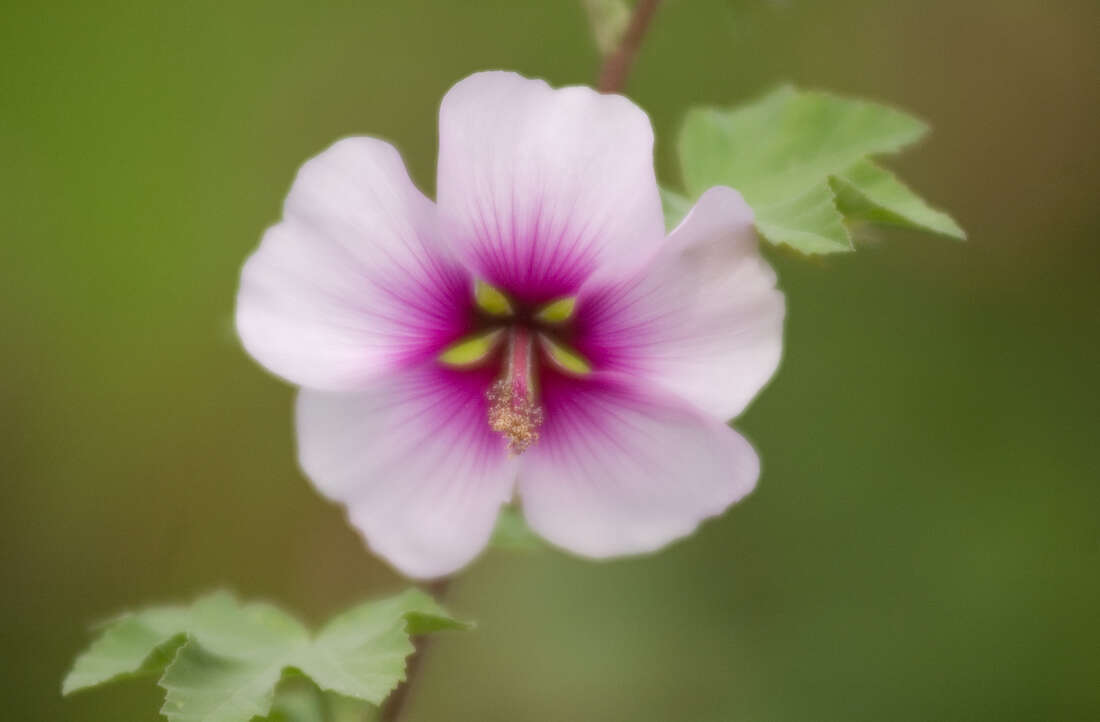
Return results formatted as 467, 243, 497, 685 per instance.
4, 0, 1098, 719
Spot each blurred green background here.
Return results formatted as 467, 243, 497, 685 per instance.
4, 0, 1098, 719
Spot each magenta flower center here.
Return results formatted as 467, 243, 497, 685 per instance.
438, 282, 590, 455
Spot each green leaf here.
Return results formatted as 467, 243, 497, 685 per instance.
186, 592, 310, 658
62, 606, 190, 694
64, 590, 469, 722
154, 594, 311, 722
325, 692, 378, 722
266, 685, 326, 722
490, 506, 546, 551
315, 588, 471, 639
582, 0, 632, 56
830, 159, 966, 240
266, 682, 375, 722
160, 640, 286, 722
677, 86, 962, 253
680, 86, 927, 205
755, 182, 851, 254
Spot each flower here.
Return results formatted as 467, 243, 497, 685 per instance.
236, 71, 785, 579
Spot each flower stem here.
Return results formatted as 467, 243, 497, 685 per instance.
597, 0, 664, 93
379, 578, 452, 722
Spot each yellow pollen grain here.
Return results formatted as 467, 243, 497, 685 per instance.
487, 380, 544, 455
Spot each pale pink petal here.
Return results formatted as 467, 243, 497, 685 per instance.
236, 137, 471, 391
574, 187, 785, 420
518, 373, 758, 558
436, 71, 665, 302
297, 364, 516, 579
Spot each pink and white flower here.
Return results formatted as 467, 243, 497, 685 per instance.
236, 72, 785, 579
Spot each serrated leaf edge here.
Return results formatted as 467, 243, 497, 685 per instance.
65, 589, 470, 714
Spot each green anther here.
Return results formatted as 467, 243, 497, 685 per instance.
534, 296, 577, 324
475, 281, 514, 317
539, 334, 592, 375
438, 329, 504, 367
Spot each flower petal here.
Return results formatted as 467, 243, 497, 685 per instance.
436, 71, 665, 303
574, 187, 785, 420
297, 364, 516, 579
518, 373, 759, 558
236, 137, 471, 391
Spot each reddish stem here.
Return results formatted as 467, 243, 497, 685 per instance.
597, 0, 664, 93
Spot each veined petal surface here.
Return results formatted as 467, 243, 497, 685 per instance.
436, 71, 666, 303
297, 364, 516, 579
517, 373, 759, 558
574, 187, 785, 420
237, 138, 470, 391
